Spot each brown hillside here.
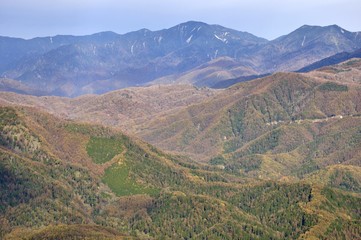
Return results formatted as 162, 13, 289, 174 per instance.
1, 61, 361, 239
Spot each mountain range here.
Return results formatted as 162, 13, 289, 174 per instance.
1, 21, 361, 239
1, 21, 361, 97
3, 58, 360, 164
1, 58, 361, 239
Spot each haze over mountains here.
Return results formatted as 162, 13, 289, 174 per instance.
1, 57, 361, 239
1, 20, 361, 239
2, 58, 361, 163
1, 21, 361, 97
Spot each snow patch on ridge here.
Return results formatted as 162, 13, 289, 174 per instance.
302, 36, 306, 47
214, 34, 227, 43
186, 35, 193, 44
214, 49, 219, 58
154, 36, 163, 44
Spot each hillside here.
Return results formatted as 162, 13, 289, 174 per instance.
297, 48, 361, 72
1, 22, 360, 96
134, 60, 361, 186
0, 59, 361, 239
0, 106, 360, 239
1, 59, 361, 165
150, 56, 259, 87
0, 84, 220, 133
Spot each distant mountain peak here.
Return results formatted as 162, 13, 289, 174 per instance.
139, 28, 151, 32
91, 31, 118, 37
177, 20, 209, 27
327, 24, 342, 29
0, 22, 360, 97
299, 24, 322, 30
277, 24, 353, 43
296, 24, 346, 33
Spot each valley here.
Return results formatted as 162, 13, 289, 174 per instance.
2, 59, 360, 163
0, 105, 360, 239
0, 22, 361, 239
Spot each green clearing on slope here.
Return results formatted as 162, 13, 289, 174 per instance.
86, 136, 123, 164
102, 163, 159, 196
319, 82, 348, 92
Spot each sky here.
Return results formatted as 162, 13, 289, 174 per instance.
0, 0, 360, 40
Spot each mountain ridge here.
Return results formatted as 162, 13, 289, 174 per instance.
1, 58, 360, 165
1, 21, 360, 97
297, 48, 361, 72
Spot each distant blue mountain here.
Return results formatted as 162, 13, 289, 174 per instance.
297, 48, 361, 72
1, 21, 360, 97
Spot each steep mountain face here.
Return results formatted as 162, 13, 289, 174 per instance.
0, 21, 266, 96
1, 22, 360, 97
151, 25, 361, 88
253, 25, 361, 72
0, 32, 119, 72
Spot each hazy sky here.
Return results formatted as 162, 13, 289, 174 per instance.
1, 0, 360, 40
